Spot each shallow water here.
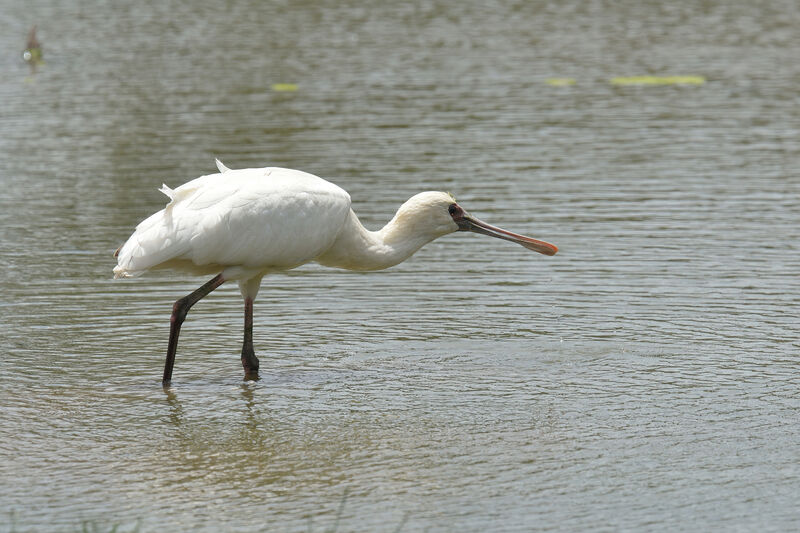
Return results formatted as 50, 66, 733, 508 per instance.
1, 1, 799, 531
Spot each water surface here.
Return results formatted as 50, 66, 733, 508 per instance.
1, 1, 799, 531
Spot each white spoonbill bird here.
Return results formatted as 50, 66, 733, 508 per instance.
114, 160, 558, 385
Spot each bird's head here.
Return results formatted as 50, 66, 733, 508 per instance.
391, 191, 558, 255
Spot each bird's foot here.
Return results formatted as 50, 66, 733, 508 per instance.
241, 350, 260, 381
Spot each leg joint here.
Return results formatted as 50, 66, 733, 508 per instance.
171, 297, 190, 325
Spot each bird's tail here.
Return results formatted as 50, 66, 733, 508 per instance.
113, 206, 189, 279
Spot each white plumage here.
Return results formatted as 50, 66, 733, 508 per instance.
114, 160, 557, 385
115, 163, 351, 284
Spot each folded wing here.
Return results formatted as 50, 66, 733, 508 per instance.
113, 166, 351, 278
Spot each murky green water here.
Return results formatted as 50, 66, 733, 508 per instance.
2, 1, 799, 531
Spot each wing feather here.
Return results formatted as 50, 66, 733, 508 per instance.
114, 167, 351, 278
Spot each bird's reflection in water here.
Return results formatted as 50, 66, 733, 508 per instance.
163, 386, 188, 438
160, 380, 269, 451
239, 382, 259, 431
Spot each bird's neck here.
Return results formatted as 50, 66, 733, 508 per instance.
315, 209, 438, 271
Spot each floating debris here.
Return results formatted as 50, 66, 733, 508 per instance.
546, 78, 577, 86
610, 76, 705, 86
271, 83, 298, 92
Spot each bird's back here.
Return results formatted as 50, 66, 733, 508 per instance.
114, 165, 352, 279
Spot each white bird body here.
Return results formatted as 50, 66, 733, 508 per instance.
115, 165, 353, 286
113, 160, 557, 385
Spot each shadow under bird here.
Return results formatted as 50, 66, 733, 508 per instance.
114, 160, 558, 386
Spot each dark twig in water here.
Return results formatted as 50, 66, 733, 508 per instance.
27, 25, 40, 50
23, 25, 43, 70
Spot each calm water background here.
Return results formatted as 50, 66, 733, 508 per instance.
1, 1, 799, 531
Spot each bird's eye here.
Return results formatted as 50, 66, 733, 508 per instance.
448, 203, 465, 220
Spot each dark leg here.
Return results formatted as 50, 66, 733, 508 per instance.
163, 274, 225, 386
241, 297, 260, 380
